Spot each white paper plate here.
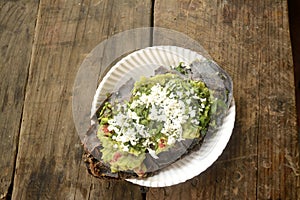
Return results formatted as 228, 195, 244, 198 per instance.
91, 46, 235, 187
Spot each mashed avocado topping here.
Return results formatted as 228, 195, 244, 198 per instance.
97, 68, 211, 174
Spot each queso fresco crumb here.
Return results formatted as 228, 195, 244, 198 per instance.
97, 72, 211, 173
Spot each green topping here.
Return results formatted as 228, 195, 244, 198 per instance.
97, 70, 212, 173
173, 62, 191, 75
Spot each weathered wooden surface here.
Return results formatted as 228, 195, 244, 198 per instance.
151, 0, 299, 199
0, 0, 299, 199
0, 0, 151, 199
0, 1, 39, 198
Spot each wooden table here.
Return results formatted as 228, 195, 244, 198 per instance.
1, 0, 299, 199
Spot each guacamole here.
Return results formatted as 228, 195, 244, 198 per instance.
96, 68, 211, 175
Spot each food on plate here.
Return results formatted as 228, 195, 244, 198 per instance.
84, 60, 232, 179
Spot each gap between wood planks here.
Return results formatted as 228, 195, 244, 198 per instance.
288, 0, 300, 130
6, 0, 154, 199
150, 0, 155, 45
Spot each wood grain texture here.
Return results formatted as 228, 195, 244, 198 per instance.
11, 0, 151, 199
152, 0, 299, 199
1, 0, 299, 199
0, 1, 38, 198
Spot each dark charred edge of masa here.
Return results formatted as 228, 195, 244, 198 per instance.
83, 152, 144, 180
82, 136, 205, 181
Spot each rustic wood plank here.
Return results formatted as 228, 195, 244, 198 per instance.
256, 2, 299, 199
0, 1, 38, 198
12, 0, 151, 199
152, 0, 299, 199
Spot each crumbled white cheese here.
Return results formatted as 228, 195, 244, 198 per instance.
106, 77, 208, 157
190, 110, 196, 118
167, 136, 176, 145
200, 98, 206, 102
181, 62, 190, 69
148, 148, 159, 159
122, 145, 129, 152
128, 110, 139, 121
